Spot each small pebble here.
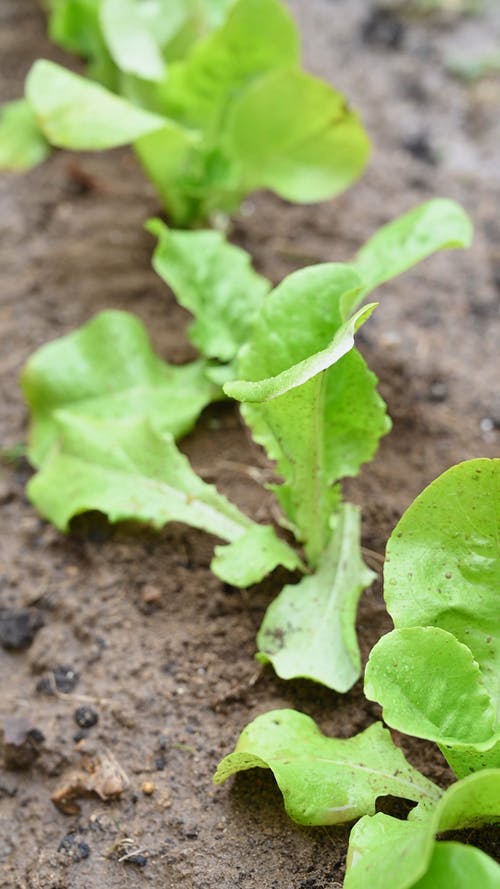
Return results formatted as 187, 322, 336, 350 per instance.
0, 608, 44, 650
142, 781, 155, 796
124, 854, 147, 867
74, 706, 99, 729
54, 666, 79, 693
58, 833, 91, 862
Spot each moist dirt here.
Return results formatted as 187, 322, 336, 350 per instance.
1, 1, 499, 886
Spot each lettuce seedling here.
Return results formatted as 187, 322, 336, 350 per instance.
21, 200, 472, 693
217, 199, 472, 690
213, 709, 441, 825
1, 0, 226, 173
345, 769, 500, 889
22, 0, 370, 225
22, 310, 301, 587
364, 458, 500, 777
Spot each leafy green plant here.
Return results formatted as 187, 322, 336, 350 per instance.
364, 457, 500, 777
22, 200, 472, 694
345, 769, 500, 888
0, 0, 232, 171
214, 713, 500, 883
22, 310, 301, 586
214, 459, 500, 887
214, 709, 441, 824
15, 0, 370, 225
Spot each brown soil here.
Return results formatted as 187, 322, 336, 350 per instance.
1, 1, 499, 886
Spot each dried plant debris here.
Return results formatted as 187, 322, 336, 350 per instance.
52, 745, 129, 814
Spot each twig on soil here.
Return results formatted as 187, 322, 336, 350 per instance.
118, 846, 149, 863
44, 671, 111, 706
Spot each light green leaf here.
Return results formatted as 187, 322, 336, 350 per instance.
365, 459, 500, 775
26, 60, 169, 149
256, 504, 375, 691
365, 627, 500, 774
147, 220, 271, 362
164, 0, 300, 131
214, 711, 441, 825
21, 310, 218, 467
385, 458, 500, 719
434, 768, 500, 830
352, 199, 473, 307
27, 416, 256, 539
28, 416, 297, 581
47, 0, 104, 60
345, 770, 500, 889
345, 814, 431, 889
0, 99, 51, 171
223, 68, 370, 203
99, 0, 166, 81
211, 524, 303, 587
224, 264, 389, 564
225, 301, 376, 403
414, 842, 500, 889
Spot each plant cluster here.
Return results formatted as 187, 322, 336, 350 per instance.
1, 0, 370, 226
2, 0, 498, 885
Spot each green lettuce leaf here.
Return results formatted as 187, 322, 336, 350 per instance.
365, 627, 500, 775
25, 60, 170, 149
21, 310, 219, 467
222, 67, 370, 203
225, 264, 390, 564
163, 0, 300, 131
99, 0, 167, 82
211, 524, 303, 586
365, 458, 500, 776
256, 504, 375, 691
147, 220, 271, 362
345, 769, 500, 889
27, 416, 254, 538
214, 710, 441, 825
351, 198, 473, 309
27, 415, 298, 584
0, 99, 51, 171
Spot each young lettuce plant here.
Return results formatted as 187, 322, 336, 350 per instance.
18, 0, 370, 225
214, 713, 500, 885
22, 199, 472, 694
217, 199, 472, 691
214, 714, 500, 885
214, 460, 500, 887
364, 458, 500, 777
0, 0, 233, 172
22, 309, 301, 587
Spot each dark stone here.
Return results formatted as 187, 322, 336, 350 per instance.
124, 854, 147, 867
74, 706, 98, 729
0, 608, 44, 650
53, 666, 79, 693
57, 833, 91, 862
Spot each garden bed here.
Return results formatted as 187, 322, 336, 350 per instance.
0, 1, 499, 886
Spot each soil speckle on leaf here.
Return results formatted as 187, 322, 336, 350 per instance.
1, 0, 499, 886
